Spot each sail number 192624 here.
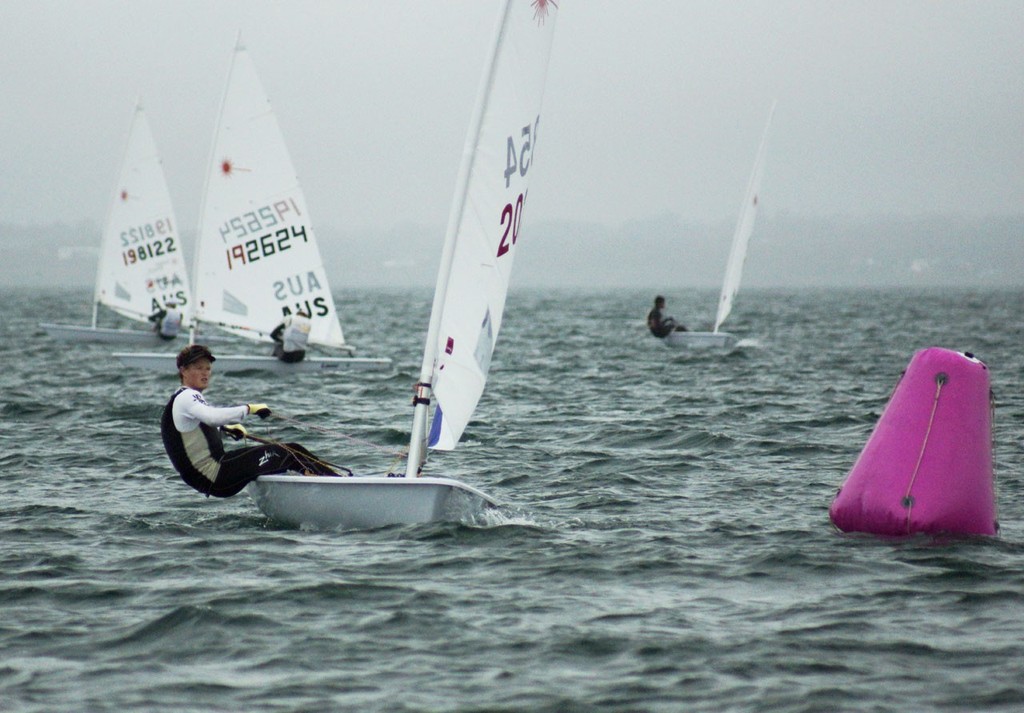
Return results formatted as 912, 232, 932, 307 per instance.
225, 225, 308, 270
496, 116, 539, 258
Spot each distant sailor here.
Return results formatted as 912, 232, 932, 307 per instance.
270, 309, 311, 363
161, 344, 339, 498
149, 300, 183, 340
647, 295, 687, 337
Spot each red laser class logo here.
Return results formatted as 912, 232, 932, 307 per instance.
531, 0, 557, 24
220, 158, 251, 177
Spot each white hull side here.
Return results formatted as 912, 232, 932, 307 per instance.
112, 351, 392, 373
662, 330, 738, 350
246, 475, 497, 530
39, 323, 181, 345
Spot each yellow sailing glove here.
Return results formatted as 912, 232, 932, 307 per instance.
247, 403, 272, 419
222, 424, 248, 441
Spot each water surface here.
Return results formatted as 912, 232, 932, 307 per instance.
3, 286, 1023, 712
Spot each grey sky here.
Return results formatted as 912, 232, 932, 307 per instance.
2, 0, 1021, 238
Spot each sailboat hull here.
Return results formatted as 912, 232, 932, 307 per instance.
662, 330, 738, 350
39, 323, 183, 345
112, 351, 392, 373
246, 475, 498, 530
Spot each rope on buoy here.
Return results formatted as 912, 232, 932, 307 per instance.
901, 372, 947, 533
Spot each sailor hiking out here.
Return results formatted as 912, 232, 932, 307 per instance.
160, 344, 338, 497
646, 295, 687, 338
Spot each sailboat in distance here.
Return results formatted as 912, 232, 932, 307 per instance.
247, 0, 559, 529
114, 36, 390, 373
41, 100, 192, 344
662, 100, 776, 351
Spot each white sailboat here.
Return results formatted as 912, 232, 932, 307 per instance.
247, 0, 559, 529
41, 100, 193, 344
662, 101, 776, 350
114, 37, 390, 373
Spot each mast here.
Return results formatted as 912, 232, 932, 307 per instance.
713, 100, 776, 334
190, 32, 243, 345
405, 0, 514, 478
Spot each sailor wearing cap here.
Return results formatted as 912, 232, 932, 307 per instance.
160, 344, 339, 497
149, 299, 183, 340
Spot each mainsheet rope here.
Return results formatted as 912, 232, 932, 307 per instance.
241, 412, 409, 476
221, 429, 353, 477
270, 412, 406, 457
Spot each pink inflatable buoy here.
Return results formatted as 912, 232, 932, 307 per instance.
829, 347, 997, 537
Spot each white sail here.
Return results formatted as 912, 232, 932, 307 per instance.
94, 100, 191, 326
192, 37, 344, 348
416, 0, 558, 454
713, 100, 776, 333
245, 0, 558, 526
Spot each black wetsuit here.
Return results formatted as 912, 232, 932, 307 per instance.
647, 307, 675, 338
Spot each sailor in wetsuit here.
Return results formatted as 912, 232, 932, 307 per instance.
647, 295, 687, 337
160, 344, 339, 497
270, 310, 312, 363
149, 300, 183, 340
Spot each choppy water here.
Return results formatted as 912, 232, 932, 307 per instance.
3, 286, 1024, 712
